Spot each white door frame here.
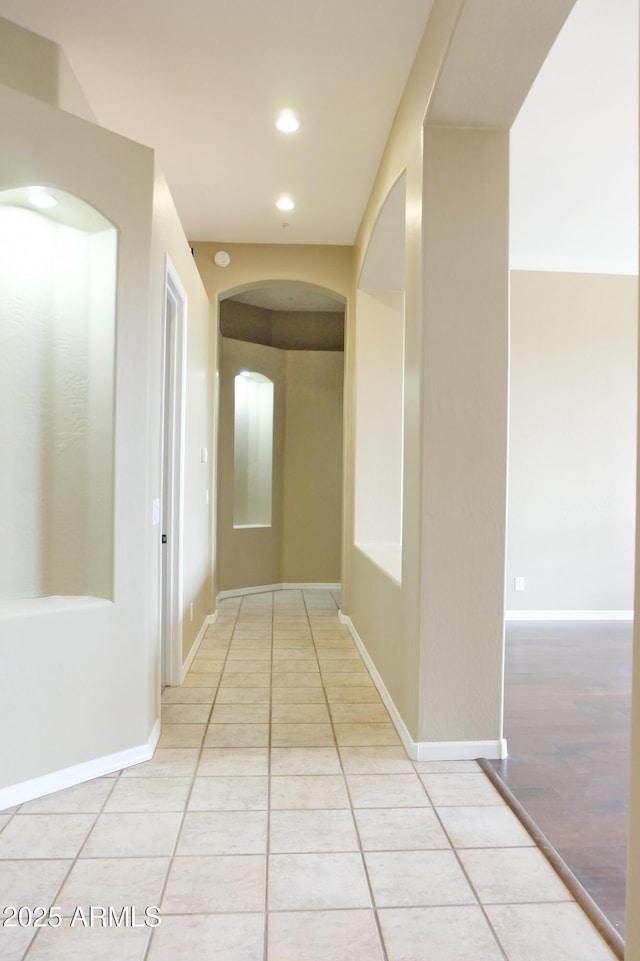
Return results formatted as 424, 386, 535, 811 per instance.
160, 256, 187, 686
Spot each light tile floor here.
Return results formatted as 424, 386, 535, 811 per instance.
0, 589, 619, 960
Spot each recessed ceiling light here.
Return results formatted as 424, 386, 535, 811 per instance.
276, 110, 299, 133
29, 190, 57, 209
276, 196, 295, 211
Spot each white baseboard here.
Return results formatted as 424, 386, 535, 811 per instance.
0, 718, 161, 811
217, 582, 341, 601
208, 611, 218, 624
506, 609, 634, 622
181, 615, 211, 682
339, 611, 508, 763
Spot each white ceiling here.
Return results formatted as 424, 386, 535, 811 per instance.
510, 0, 638, 274
0, 0, 434, 245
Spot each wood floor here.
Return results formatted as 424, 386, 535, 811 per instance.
490, 620, 632, 935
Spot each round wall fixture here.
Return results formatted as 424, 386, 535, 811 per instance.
214, 250, 231, 267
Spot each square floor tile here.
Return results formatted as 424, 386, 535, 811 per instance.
354, 808, 450, 851
323, 673, 375, 688
146, 912, 264, 961
24, 923, 150, 961
420, 773, 504, 807
162, 855, 266, 913
436, 806, 535, 848
197, 748, 269, 777
347, 774, 430, 808
209, 704, 270, 724
18, 780, 114, 814
270, 809, 359, 853
485, 902, 619, 961
104, 777, 192, 812
0, 859, 72, 907
272, 673, 322, 688
270, 748, 341, 776
177, 811, 267, 855
188, 776, 268, 811
270, 775, 349, 810
379, 905, 505, 961
270, 658, 320, 673
458, 847, 572, 903
271, 724, 335, 747
330, 703, 391, 723
339, 747, 414, 774
223, 659, 270, 673
204, 724, 269, 748
334, 724, 400, 747
267, 909, 383, 961
219, 673, 271, 688
413, 760, 481, 774
320, 659, 368, 674
0, 815, 95, 859
326, 687, 382, 704
268, 853, 371, 909
271, 687, 326, 704
161, 704, 212, 724
120, 749, 199, 779
183, 673, 222, 688
271, 703, 330, 724
56, 857, 169, 916
215, 688, 271, 704
157, 724, 206, 748
364, 850, 475, 907
81, 812, 182, 858
161, 687, 217, 704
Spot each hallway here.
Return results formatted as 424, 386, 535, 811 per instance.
0, 590, 619, 960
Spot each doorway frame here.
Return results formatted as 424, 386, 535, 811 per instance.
160, 255, 187, 686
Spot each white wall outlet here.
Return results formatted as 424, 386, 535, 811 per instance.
190, 602, 194, 621
514, 576, 525, 592
201, 447, 208, 463
205, 489, 209, 505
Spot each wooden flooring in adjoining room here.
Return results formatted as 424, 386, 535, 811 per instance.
490, 620, 632, 935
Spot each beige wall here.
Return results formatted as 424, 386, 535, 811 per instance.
218, 338, 343, 591
507, 270, 637, 612
282, 351, 343, 583
0, 80, 157, 789
218, 338, 286, 591
150, 168, 212, 669
192, 241, 351, 598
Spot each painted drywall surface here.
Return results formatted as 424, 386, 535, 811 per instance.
507, 270, 637, 612
218, 338, 286, 591
420, 125, 509, 742
0, 208, 115, 600
193, 241, 352, 596
0, 16, 59, 107
354, 289, 404, 553
0, 81, 158, 788
345, 0, 467, 741
510, 0, 638, 275
150, 167, 212, 673
282, 351, 343, 584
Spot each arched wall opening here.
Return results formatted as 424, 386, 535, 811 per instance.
216, 280, 346, 593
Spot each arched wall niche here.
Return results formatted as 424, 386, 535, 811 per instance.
0, 184, 117, 603
354, 171, 406, 583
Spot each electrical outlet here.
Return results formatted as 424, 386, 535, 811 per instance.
514, 577, 525, 592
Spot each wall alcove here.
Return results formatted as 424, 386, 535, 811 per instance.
0, 185, 117, 604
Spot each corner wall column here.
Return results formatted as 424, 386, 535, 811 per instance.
419, 125, 509, 749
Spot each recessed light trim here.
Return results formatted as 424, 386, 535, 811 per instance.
276, 110, 299, 133
276, 196, 295, 212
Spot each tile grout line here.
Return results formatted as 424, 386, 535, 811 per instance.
301, 587, 392, 961
140, 596, 242, 961
419, 777, 512, 961
263, 588, 275, 961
